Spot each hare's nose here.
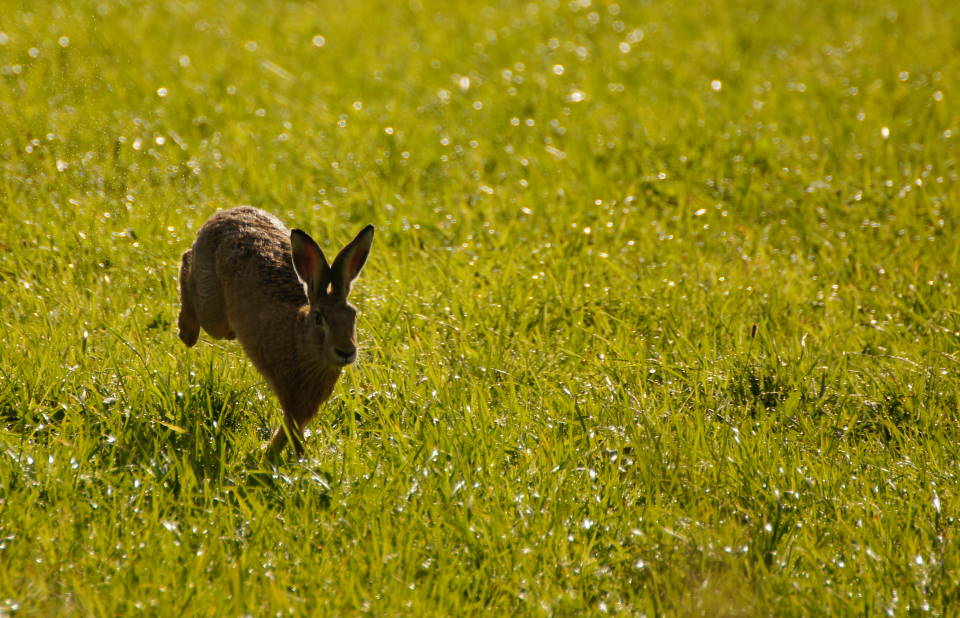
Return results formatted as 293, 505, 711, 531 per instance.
334, 346, 357, 364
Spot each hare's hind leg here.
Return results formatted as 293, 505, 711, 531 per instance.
178, 249, 200, 347
186, 248, 234, 340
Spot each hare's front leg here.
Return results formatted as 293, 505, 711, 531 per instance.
265, 412, 306, 460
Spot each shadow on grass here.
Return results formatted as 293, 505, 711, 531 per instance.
0, 367, 336, 509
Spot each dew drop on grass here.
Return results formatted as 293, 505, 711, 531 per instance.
1, 601, 20, 613
312, 34, 326, 47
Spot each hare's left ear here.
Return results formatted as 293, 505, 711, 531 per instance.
291, 229, 331, 304
331, 225, 374, 298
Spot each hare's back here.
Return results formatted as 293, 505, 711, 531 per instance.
195, 207, 306, 305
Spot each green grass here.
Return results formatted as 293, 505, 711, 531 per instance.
1, 0, 959, 614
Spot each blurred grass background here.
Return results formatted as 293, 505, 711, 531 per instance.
1, 0, 959, 614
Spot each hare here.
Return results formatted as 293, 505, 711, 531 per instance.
177, 206, 374, 458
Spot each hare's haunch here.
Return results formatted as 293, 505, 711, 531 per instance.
178, 206, 373, 457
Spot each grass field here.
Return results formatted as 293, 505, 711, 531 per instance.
1, 0, 959, 614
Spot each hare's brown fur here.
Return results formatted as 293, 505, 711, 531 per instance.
178, 206, 373, 457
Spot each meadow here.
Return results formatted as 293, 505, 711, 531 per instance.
1, 0, 959, 614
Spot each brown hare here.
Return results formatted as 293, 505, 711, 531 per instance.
177, 206, 374, 458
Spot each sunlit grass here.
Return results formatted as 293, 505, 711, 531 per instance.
1, 0, 959, 614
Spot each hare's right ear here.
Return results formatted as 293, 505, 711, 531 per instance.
291, 229, 331, 303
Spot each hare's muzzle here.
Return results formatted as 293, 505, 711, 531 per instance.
333, 346, 357, 366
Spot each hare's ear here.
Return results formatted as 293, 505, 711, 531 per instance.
330, 224, 374, 298
291, 229, 331, 303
